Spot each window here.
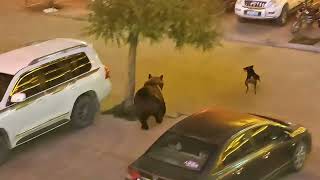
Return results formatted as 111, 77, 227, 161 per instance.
68, 52, 92, 78
42, 58, 72, 89
251, 125, 287, 149
222, 131, 255, 165
0, 73, 14, 102
11, 68, 46, 98
40, 52, 91, 90
146, 132, 216, 172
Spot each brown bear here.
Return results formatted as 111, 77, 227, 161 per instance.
134, 74, 166, 130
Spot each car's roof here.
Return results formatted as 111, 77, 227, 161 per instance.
169, 107, 271, 145
0, 38, 87, 75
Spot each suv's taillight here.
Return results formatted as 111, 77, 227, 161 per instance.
126, 167, 141, 180
104, 66, 110, 79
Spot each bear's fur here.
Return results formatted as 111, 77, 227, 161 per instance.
134, 74, 166, 130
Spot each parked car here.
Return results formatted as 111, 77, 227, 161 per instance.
127, 107, 312, 180
234, 0, 313, 25
0, 38, 111, 165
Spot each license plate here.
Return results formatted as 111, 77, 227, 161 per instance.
245, 10, 260, 16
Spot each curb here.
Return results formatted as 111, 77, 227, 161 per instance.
45, 13, 88, 21
36, 11, 320, 54
224, 35, 320, 54
165, 112, 190, 119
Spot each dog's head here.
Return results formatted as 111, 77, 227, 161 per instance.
145, 74, 164, 90
243, 65, 254, 72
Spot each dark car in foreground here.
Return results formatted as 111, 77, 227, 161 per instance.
126, 107, 312, 180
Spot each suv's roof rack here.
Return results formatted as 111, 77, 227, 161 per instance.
28, 44, 87, 66
22, 39, 51, 47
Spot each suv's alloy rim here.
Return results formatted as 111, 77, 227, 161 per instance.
294, 143, 306, 169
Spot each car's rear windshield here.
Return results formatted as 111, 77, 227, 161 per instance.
146, 131, 216, 172
0, 73, 13, 101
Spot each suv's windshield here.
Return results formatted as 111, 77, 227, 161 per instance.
0, 73, 14, 102
146, 131, 216, 172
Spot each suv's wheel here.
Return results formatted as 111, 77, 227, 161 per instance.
276, 5, 289, 26
0, 136, 10, 166
70, 95, 99, 129
292, 141, 308, 172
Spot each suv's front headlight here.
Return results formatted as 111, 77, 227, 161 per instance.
266, 0, 278, 8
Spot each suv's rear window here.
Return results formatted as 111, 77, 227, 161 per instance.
0, 73, 13, 101
146, 132, 216, 172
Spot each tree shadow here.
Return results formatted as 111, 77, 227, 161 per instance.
102, 101, 137, 121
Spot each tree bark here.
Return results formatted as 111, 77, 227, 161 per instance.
124, 33, 139, 109
48, 0, 55, 7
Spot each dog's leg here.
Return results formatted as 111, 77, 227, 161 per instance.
254, 82, 257, 94
245, 81, 249, 94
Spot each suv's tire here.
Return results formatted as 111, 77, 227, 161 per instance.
276, 5, 289, 26
292, 141, 308, 172
0, 136, 10, 166
70, 95, 99, 129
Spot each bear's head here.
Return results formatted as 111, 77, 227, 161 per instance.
144, 74, 164, 90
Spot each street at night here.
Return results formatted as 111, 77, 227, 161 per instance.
0, 0, 320, 180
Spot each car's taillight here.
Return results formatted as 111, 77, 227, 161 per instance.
126, 167, 141, 180
104, 66, 110, 79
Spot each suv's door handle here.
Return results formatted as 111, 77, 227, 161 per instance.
233, 167, 243, 175
262, 152, 271, 159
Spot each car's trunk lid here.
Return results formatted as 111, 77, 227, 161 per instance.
131, 156, 204, 180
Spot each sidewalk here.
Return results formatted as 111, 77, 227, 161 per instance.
49, 0, 89, 20
26, 0, 90, 20
35, 1, 320, 51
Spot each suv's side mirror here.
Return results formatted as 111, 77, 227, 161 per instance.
11, 93, 26, 103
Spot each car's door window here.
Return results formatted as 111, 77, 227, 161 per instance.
41, 58, 73, 90
68, 52, 92, 78
10, 68, 46, 100
251, 125, 288, 150
222, 131, 255, 166
0, 73, 14, 102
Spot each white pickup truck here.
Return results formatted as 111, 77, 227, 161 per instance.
235, 0, 312, 25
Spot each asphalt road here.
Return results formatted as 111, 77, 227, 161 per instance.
0, 115, 185, 180
223, 12, 320, 46
0, 114, 318, 180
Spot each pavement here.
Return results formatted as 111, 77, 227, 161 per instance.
0, 1, 320, 180
0, 115, 186, 180
32, 0, 320, 50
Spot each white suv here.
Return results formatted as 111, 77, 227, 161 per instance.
0, 38, 111, 164
235, 0, 307, 25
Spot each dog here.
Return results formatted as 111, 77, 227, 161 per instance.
243, 65, 261, 94
134, 74, 166, 130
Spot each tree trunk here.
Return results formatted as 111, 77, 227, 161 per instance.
48, 0, 55, 7
123, 33, 139, 109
